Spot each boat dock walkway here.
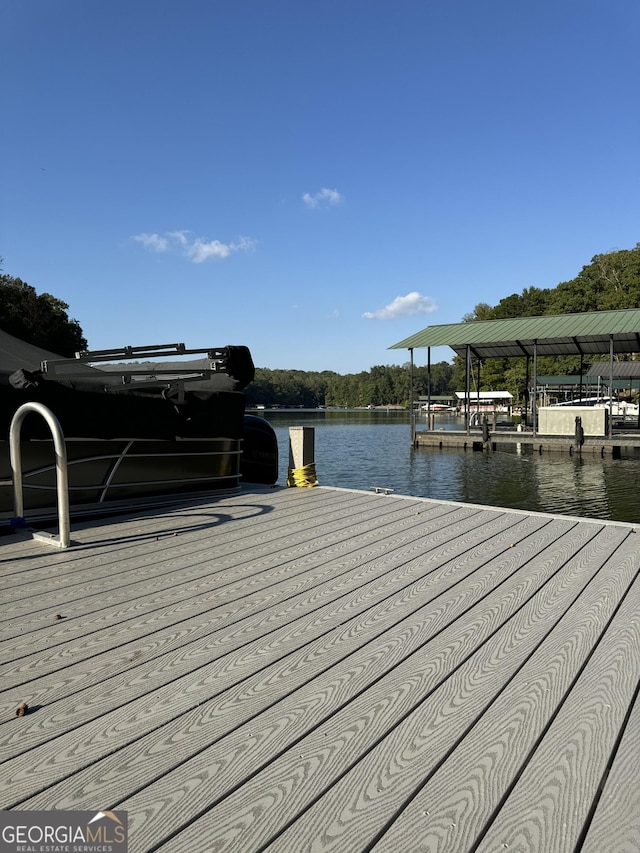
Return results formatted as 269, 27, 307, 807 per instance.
1, 486, 639, 852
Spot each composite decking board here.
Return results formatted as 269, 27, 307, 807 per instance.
0, 504, 510, 730
13, 515, 563, 815
0, 497, 465, 653
0, 489, 420, 612
3, 484, 343, 557
0, 504, 492, 663
0, 502, 493, 692
0, 507, 533, 771
104, 516, 583, 849
0, 503, 488, 652
0, 489, 383, 603
475, 566, 640, 853
129, 520, 623, 852
0, 510, 552, 804
0, 494, 460, 628
0, 489, 394, 584
0, 507, 509, 719
0, 488, 638, 853
580, 681, 640, 853
362, 530, 640, 853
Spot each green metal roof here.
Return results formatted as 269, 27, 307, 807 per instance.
536, 376, 586, 385
389, 308, 640, 359
587, 361, 640, 378
537, 375, 635, 389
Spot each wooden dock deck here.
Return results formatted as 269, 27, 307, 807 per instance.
1, 486, 639, 852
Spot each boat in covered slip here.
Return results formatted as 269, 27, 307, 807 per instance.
0, 330, 278, 529
421, 403, 457, 412
551, 396, 640, 420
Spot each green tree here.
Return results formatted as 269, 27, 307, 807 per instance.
463, 302, 494, 322
548, 245, 640, 314
0, 272, 87, 356
450, 245, 640, 393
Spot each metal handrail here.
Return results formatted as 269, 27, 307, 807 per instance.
9, 402, 71, 548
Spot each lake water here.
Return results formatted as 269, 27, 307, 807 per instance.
260, 409, 640, 525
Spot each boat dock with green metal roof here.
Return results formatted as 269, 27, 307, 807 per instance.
391, 308, 640, 454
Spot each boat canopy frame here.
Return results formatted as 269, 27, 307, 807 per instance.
38, 342, 238, 403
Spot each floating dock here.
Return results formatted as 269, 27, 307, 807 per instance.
2, 486, 639, 852
415, 426, 640, 457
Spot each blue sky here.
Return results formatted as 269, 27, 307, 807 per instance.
2, 0, 639, 373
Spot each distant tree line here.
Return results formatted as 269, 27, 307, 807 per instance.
244, 362, 456, 409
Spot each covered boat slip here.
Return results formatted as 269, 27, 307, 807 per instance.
2, 485, 639, 852
390, 308, 640, 442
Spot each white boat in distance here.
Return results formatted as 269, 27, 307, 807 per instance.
421, 403, 457, 412
551, 397, 639, 417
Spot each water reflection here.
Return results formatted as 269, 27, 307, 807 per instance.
262, 410, 639, 524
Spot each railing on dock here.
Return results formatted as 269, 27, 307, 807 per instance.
9, 402, 71, 548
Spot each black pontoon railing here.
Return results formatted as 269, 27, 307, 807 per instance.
38, 342, 233, 399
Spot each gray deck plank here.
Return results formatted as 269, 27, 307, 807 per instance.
366, 529, 640, 853
0, 489, 408, 591
1, 491, 409, 630
0, 497, 466, 665
147, 524, 630, 853
15, 516, 565, 825
1, 490, 431, 621
1, 509, 533, 795
581, 682, 640, 853
0, 497, 469, 665
0, 495, 475, 627
1, 486, 638, 853
0, 504, 502, 713
474, 567, 640, 852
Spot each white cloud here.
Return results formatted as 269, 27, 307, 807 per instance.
302, 187, 344, 208
132, 233, 169, 252
131, 230, 256, 262
363, 291, 438, 320
167, 230, 189, 246
187, 239, 232, 262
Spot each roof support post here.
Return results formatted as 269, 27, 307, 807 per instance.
409, 347, 416, 445
609, 335, 614, 439
427, 346, 432, 417
579, 354, 584, 402
465, 345, 471, 435
532, 340, 538, 436
524, 356, 530, 426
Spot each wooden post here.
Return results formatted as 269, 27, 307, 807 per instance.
482, 416, 490, 449
287, 427, 317, 486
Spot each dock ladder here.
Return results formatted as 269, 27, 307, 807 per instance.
9, 402, 71, 548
